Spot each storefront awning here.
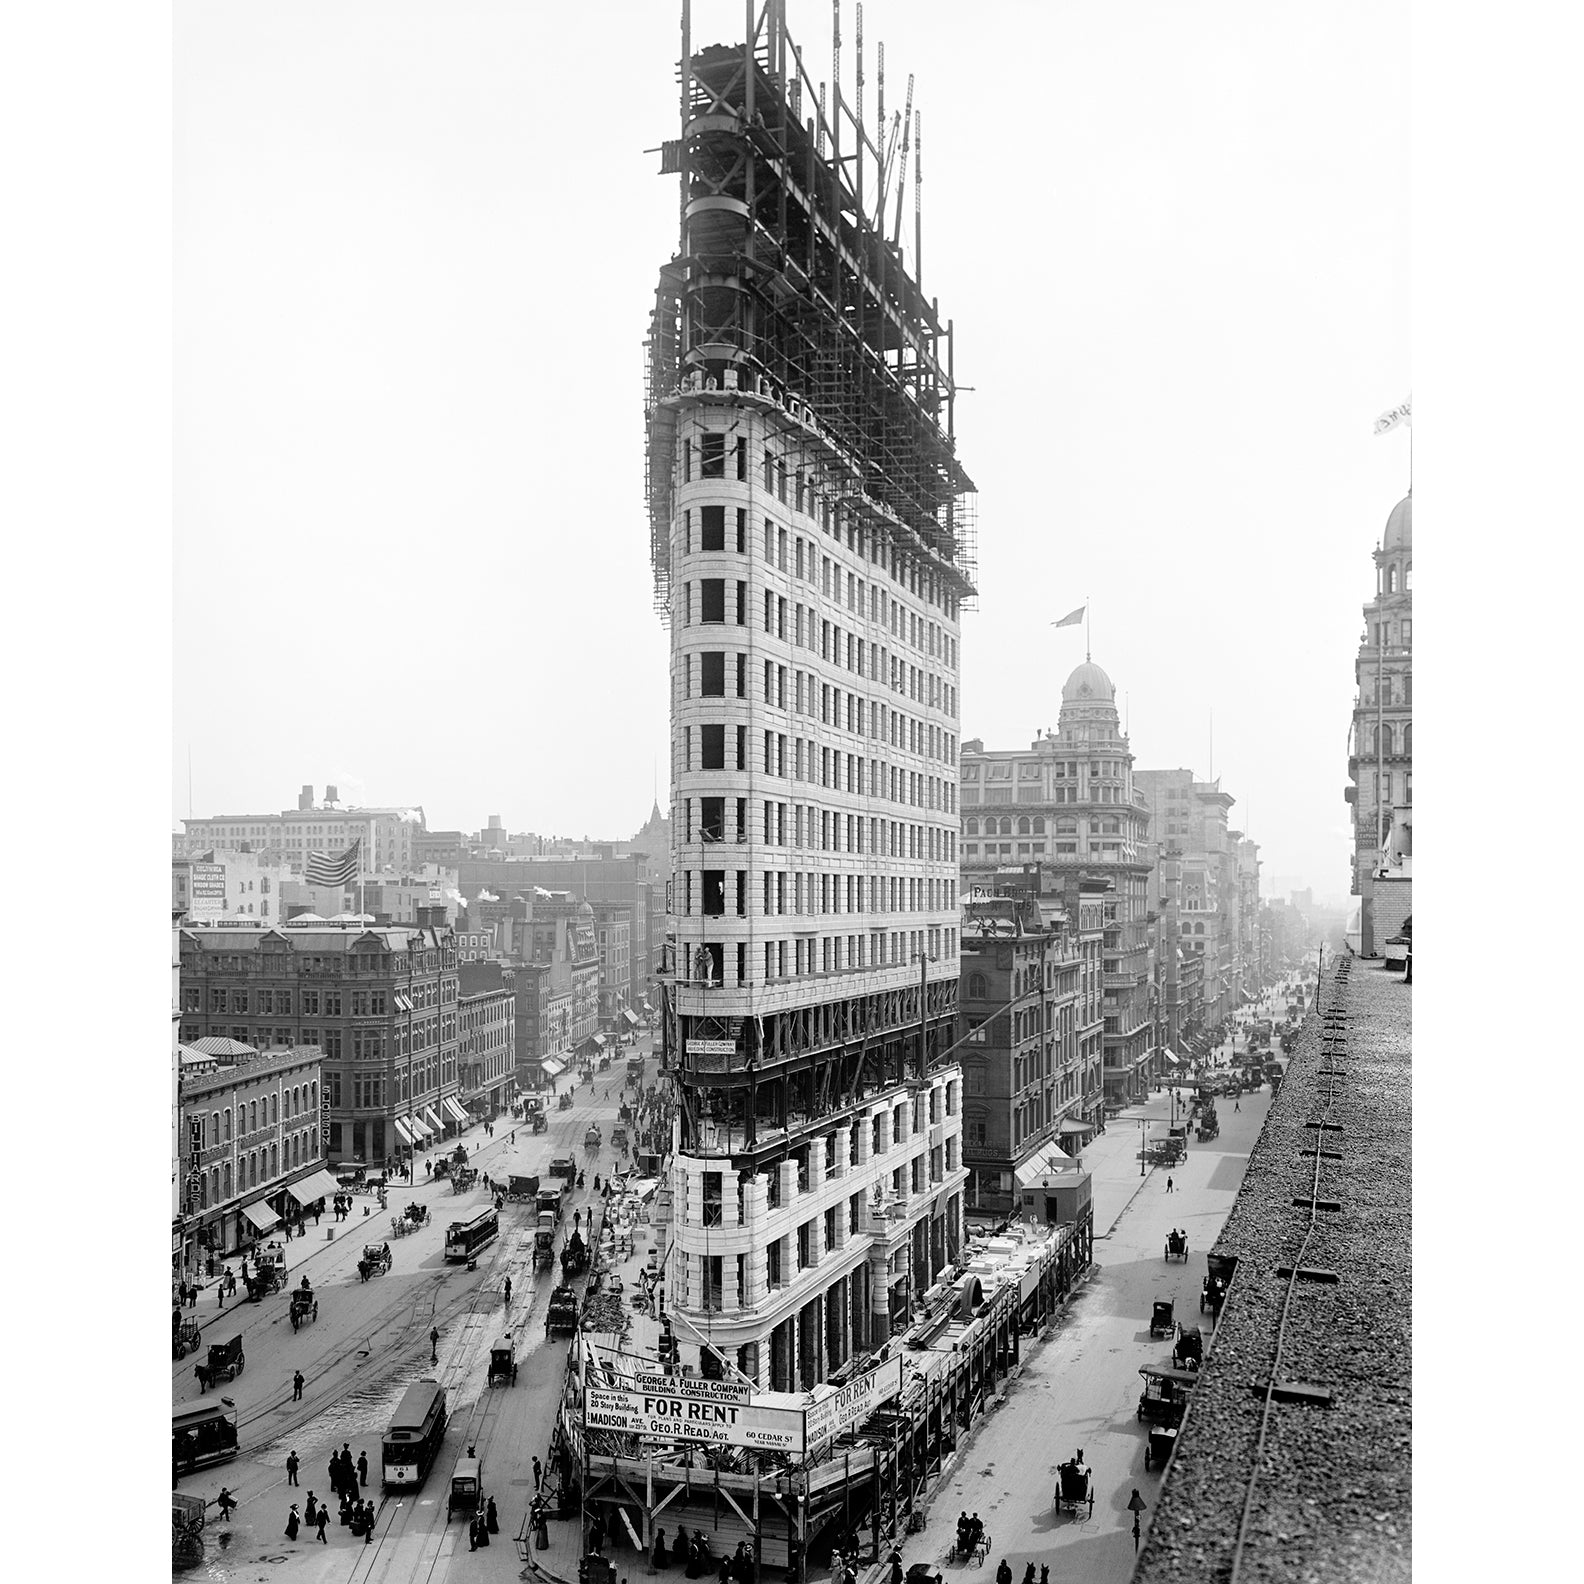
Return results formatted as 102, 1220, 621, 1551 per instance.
406, 1114, 433, 1140
284, 1169, 340, 1208
423, 1106, 445, 1132
1058, 1117, 1095, 1136
239, 1200, 279, 1235
541, 1057, 566, 1078
619, 1009, 640, 1028
393, 1117, 417, 1145
443, 1097, 470, 1124
1161, 1049, 1179, 1064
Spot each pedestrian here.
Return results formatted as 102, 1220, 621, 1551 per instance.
314, 1204, 321, 1226
469, 1516, 480, 1552
293, 1370, 305, 1401
329, 1456, 341, 1498
305, 1493, 319, 1526
315, 1505, 329, 1544
504, 1276, 513, 1306
363, 1503, 374, 1545
995, 1562, 1011, 1584
217, 1281, 225, 1309
431, 1326, 440, 1363
487, 1496, 500, 1534
1235, 1099, 1241, 1112
889, 1550, 904, 1584
286, 1450, 300, 1486
533, 1456, 543, 1491
358, 1449, 369, 1488
216, 1488, 237, 1522
285, 1504, 301, 1541
1166, 1175, 1174, 1193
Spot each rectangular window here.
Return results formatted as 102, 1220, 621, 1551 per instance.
700, 433, 725, 478
700, 724, 726, 769
700, 503, 726, 550
700, 579, 725, 623
700, 651, 726, 696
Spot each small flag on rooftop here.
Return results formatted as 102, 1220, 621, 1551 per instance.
1373, 399, 1411, 435
305, 838, 361, 888
1051, 606, 1085, 629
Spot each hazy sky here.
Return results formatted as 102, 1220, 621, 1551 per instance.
174, 0, 1408, 903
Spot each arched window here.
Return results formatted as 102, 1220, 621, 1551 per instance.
1381, 676, 1393, 706
1385, 565, 1398, 593
291, 1135, 299, 1168
1017, 817, 1031, 835
1000, 817, 1014, 836
310, 1081, 317, 1109
271, 1095, 279, 1125
1405, 564, 1413, 591
223, 1107, 231, 1142
249, 1152, 257, 1187
211, 1112, 221, 1148
222, 1162, 231, 1199
210, 1167, 219, 1207
968, 973, 988, 999
312, 1127, 319, 1156
1403, 723, 1412, 755
1032, 817, 1045, 834
269, 1144, 278, 1179
964, 819, 979, 836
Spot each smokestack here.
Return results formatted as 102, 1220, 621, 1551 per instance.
299, 785, 314, 812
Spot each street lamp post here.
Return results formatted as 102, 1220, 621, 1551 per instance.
1139, 1115, 1147, 1178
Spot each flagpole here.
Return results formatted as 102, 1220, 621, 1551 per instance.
1085, 597, 1091, 663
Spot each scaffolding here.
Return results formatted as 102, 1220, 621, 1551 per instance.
645, 0, 977, 624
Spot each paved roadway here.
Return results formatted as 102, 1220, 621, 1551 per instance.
175, 1040, 656, 1583
899, 1036, 1285, 1584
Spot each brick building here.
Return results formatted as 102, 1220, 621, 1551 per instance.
178, 913, 462, 1167
457, 960, 516, 1119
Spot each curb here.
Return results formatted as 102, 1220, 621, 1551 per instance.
1097, 1161, 1159, 1240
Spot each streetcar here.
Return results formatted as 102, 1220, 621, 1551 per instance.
443, 1207, 499, 1263
172, 1395, 239, 1481
381, 1378, 448, 1489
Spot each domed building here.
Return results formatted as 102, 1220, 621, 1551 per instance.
1346, 493, 1413, 956
958, 655, 1155, 1208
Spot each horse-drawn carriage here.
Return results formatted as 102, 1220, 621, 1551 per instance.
507, 1174, 541, 1204
1149, 1298, 1176, 1339
488, 1337, 518, 1387
950, 1518, 990, 1566
1196, 1107, 1219, 1142
290, 1284, 319, 1331
194, 1335, 245, 1392
1172, 1325, 1202, 1371
611, 1125, 629, 1152
1053, 1453, 1095, 1519
1164, 1228, 1188, 1262
532, 1110, 549, 1133
561, 1229, 589, 1277
583, 1124, 602, 1150
391, 1202, 429, 1237
358, 1243, 393, 1282
1137, 1366, 1196, 1428
558, 1091, 574, 1111
173, 1315, 202, 1360
1143, 1422, 1177, 1472
245, 1264, 286, 1301
1200, 1274, 1226, 1316
452, 1167, 479, 1194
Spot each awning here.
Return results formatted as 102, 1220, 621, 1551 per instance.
239, 1200, 279, 1235
284, 1169, 340, 1208
393, 1117, 417, 1145
619, 1009, 640, 1028
406, 1114, 433, 1141
1162, 1048, 1180, 1064
1058, 1117, 1095, 1136
423, 1106, 445, 1132
443, 1097, 470, 1124
541, 1058, 566, 1078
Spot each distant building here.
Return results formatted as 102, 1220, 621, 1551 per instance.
173, 848, 295, 923
279, 865, 460, 926
178, 913, 462, 1167
1346, 493, 1413, 955
176, 783, 425, 872
962, 659, 1155, 1100
958, 878, 1092, 1217
456, 960, 516, 1119
176, 1043, 330, 1271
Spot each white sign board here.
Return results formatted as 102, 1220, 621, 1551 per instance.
585, 1385, 804, 1453
802, 1355, 905, 1455
685, 1039, 736, 1056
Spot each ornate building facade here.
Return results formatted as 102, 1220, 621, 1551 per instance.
1346, 493, 1413, 955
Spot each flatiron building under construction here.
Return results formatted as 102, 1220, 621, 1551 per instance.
646, 1, 978, 1390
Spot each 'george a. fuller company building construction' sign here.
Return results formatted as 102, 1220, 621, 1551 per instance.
583, 1355, 904, 1458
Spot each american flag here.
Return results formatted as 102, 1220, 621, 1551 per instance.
305, 838, 361, 888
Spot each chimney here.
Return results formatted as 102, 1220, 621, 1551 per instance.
325, 784, 339, 806
299, 785, 314, 811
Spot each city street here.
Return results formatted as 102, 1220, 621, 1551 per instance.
177, 1046, 653, 1584
899, 1053, 1277, 1584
